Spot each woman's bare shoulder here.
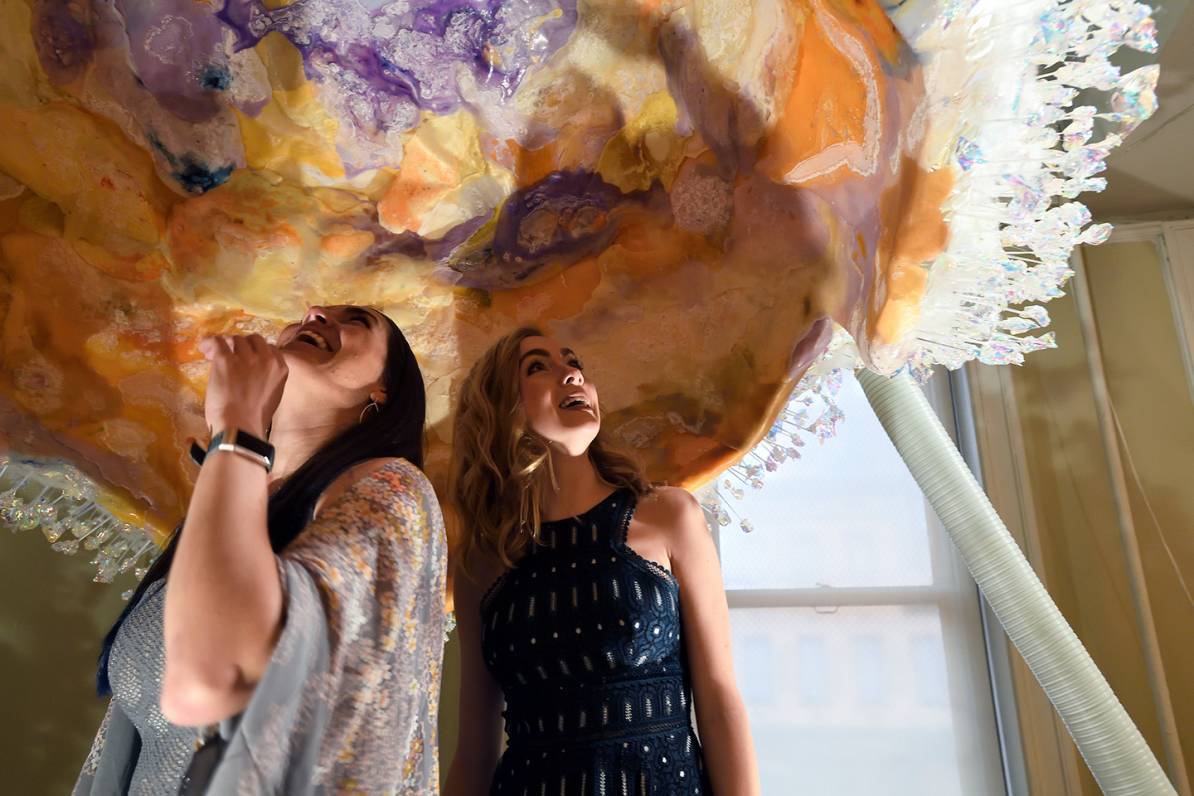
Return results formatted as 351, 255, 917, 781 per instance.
634, 485, 704, 528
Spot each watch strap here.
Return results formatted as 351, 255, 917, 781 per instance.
203, 427, 275, 472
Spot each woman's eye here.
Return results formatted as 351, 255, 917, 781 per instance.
526, 361, 545, 374
569, 359, 584, 370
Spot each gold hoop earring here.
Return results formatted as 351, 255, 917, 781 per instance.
359, 399, 380, 423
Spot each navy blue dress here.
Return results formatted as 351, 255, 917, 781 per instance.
480, 487, 711, 795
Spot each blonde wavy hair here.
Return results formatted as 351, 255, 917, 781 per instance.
450, 326, 652, 571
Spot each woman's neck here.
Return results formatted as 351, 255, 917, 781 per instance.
266, 396, 360, 484
539, 447, 613, 521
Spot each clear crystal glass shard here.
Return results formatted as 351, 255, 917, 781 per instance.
1, 502, 26, 526
42, 522, 65, 543
70, 519, 96, 539
51, 539, 80, 555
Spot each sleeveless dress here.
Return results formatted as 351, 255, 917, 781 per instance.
480, 487, 711, 795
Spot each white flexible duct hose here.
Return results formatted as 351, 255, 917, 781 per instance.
857, 369, 1176, 795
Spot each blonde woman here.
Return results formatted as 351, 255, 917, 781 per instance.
445, 327, 759, 795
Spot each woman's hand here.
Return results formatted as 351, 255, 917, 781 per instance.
199, 334, 289, 437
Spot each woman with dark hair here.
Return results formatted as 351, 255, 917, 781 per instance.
445, 327, 759, 795
74, 305, 447, 795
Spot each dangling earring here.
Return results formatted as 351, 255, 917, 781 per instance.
524, 432, 559, 492
519, 481, 532, 536
359, 399, 380, 423
544, 446, 559, 493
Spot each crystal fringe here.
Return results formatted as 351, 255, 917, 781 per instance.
708, 0, 1159, 524
701, 326, 858, 532
0, 456, 159, 598
871, 0, 1159, 373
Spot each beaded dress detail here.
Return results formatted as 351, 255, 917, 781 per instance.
480, 488, 710, 795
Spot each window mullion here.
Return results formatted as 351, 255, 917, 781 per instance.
726, 585, 946, 609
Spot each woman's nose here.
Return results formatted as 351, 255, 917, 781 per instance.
304, 306, 329, 325
562, 368, 583, 386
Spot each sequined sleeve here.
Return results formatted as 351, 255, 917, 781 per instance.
203, 458, 449, 795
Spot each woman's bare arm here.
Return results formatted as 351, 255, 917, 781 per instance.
661, 487, 761, 796
161, 447, 402, 727
444, 560, 506, 795
160, 437, 282, 726
161, 334, 289, 726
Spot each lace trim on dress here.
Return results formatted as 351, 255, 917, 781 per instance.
615, 491, 679, 590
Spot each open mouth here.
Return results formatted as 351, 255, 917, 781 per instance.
558, 394, 593, 412
294, 329, 334, 353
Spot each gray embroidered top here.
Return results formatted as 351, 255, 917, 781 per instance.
73, 459, 448, 795
107, 579, 195, 794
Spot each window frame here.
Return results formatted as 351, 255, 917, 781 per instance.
712, 369, 1017, 795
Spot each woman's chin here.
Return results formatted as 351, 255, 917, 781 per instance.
280, 344, 334, 368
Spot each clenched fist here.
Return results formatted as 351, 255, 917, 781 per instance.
198, 334, 289, 438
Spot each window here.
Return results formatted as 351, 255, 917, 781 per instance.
713, 371, 1007, 794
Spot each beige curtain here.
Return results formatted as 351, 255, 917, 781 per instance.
967, 229, 1194, 794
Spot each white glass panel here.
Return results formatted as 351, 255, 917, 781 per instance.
854, 635, 887, 706
719, 374, 934, 590
730, 605, 970, 795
